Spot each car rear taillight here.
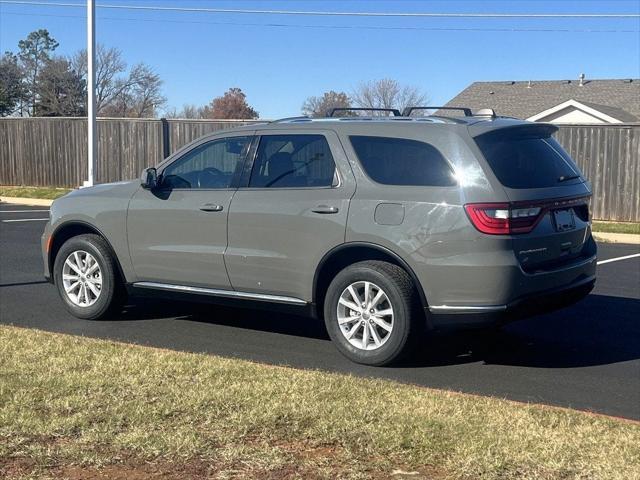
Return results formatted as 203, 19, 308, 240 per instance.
464, 203, 542, 235
574, 202, 590, 222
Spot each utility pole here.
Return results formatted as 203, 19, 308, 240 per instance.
84, 0, 96, 187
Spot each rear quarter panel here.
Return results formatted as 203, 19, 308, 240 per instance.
339, 124, 517, 307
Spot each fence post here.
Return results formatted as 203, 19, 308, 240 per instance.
161, 118, 170, 159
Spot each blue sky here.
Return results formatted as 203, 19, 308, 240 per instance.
1, 0, 639, 118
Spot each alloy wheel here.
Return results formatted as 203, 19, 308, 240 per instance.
336, 281, 394, 351
61, 250, 102, 307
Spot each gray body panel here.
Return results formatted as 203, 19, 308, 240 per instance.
226, 188, 351, 299
42, 180, 140, 281
42, 115, 597, 321
127, 188, 234, 288
225, 129, 356, 300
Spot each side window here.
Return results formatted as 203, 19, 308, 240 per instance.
248, 134, 337, 188
161, 136, 251, 189
349, 136, 456, 187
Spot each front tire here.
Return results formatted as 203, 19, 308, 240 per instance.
53, 234, 124, 320
324, 260, 422, 366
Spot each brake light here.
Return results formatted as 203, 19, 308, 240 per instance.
464, 203, 510, 234
464, 203, 542, 235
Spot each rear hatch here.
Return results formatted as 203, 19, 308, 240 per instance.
469, 123, 594, 273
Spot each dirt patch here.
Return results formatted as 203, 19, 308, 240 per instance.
1, 444, 443, 480
55, 461, 211, 480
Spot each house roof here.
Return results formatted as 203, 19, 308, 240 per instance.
443, 78, 640, 122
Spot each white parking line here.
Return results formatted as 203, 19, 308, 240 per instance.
597, 253, 640, 265
2, 218, 49, 223
0, 209, 50, 213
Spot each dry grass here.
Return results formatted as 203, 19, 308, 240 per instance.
1, 325, 639, 480
0, 185, 72, 200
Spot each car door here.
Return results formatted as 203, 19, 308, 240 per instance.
225, 130, 356, 301
127, 133, 253, 289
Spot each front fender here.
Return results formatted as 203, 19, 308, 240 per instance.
45, 181, 140, 282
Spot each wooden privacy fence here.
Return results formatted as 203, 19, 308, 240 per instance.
0, 117, 638, 221
0, 117, 262, 189
554, 125, 639, 223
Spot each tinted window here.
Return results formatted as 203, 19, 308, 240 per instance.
249, 135, 336, 188
162, 136, 251, 189
475, 133, 582, 189
349, 136, 455, 186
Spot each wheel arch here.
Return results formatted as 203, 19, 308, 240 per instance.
312, 242, 429, 317
48, 221, 126, 284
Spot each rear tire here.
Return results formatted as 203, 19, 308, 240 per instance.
324, 260, 422, 366
53, 234, 125, 320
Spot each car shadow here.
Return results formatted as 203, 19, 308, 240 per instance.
0, 280, 50, 288
116, 293, 640, 369
113, 298, 330, 340
399, 293, 640, 369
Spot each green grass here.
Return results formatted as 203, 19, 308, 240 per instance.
1, 326, 639, 480
0, 185, 72, 200
592, 221, 640, 235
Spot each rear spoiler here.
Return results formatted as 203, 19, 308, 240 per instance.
470, 122, 558, 139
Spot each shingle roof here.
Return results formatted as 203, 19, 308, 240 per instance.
443, 78, 640, 122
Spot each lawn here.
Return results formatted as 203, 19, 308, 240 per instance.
0, 185, 72, 200
1, 326, 638, 480
592, 221, 640, 235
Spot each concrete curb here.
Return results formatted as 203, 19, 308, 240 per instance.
0, 196, 54, 207
593, 232, 640, 245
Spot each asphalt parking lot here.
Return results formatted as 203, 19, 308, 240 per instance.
1, 203, 639, 419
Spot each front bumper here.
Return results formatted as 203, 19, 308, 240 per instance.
41, 222, 53, 283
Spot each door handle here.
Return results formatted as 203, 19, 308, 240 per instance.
200, 203, 224, 212
312, 205, 339, 214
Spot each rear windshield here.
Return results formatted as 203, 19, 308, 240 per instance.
475, 132, 582, 189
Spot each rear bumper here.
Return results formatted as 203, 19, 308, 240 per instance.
429, 274, 595, 329
427, 242, 597, 330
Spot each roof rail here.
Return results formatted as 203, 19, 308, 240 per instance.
270, 116, 310, 123
327, 108, 402, 117
403, 106, 472, 117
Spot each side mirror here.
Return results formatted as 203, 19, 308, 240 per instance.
141, 167, 158, 189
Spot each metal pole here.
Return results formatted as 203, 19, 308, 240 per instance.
84, 0, 96, 187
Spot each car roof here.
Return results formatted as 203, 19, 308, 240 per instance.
207, 115, 543, 139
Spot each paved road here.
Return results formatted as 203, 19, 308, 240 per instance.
1, 204, 639, 419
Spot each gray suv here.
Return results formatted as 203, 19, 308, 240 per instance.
42, 108, 597, 366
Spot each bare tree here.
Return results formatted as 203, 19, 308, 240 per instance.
301, 90, 351, 117
71, 44, 127, 114
201, 88, 258, 119
351, 78, 428, 114
165, 103, 205, 119
127, 64, 166, 117
101, 64, 166, 118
